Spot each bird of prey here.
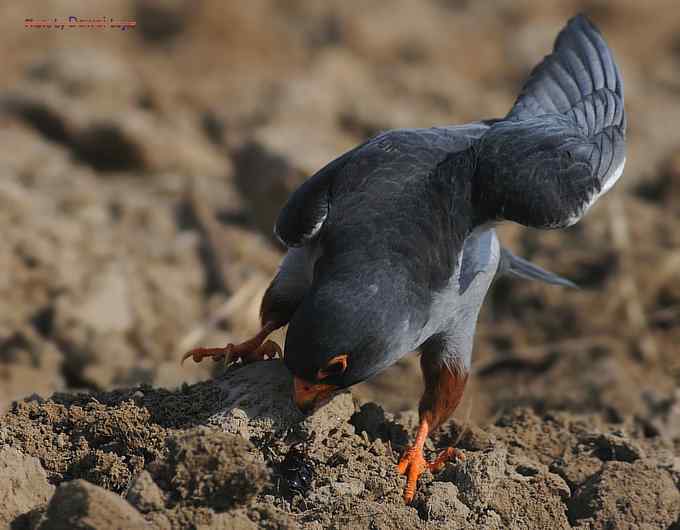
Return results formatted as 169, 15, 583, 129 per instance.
183, 14, 626, 504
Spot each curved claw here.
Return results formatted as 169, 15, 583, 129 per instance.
180, 346, 230, 365
429, 446, 464, 473
180, 339, 282, 366
257, 339, 283, 360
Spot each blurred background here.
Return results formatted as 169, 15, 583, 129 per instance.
1, 0, 680, 435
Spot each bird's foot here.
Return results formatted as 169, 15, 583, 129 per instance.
397, 445, 464, 504
181, 338, 282, 366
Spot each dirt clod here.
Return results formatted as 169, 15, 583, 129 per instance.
126, 471, 167, 514
38, 479, 147, 530
423, 482, 470, 522
207, 360, 355, 443
569, 461, 680, 529
0, 447, 54, 529
152, 427, 269, 511
1, 397, 166, 493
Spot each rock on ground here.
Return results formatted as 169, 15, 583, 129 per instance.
0, 446, 54, 529
126, 471, 167, 514
150, 427, 269, 511
37, 479, 147, 530
207, 359, 355, 442
569, 460, 680, 529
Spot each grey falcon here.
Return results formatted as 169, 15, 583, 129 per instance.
183, 14, 626, 504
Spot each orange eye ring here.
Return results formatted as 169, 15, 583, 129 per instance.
317, 354, 348, 380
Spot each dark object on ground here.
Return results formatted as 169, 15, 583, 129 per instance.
277, 444, 315, 497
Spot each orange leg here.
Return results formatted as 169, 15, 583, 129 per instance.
398, 353, 468, 504
181, 321, 281, 366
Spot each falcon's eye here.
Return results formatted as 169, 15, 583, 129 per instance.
317, 354, 348, 380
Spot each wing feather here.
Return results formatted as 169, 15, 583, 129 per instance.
475, 15, 625, 229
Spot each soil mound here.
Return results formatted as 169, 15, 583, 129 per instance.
3, 362, 680, 529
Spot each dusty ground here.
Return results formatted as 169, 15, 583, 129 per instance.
3, 361, 680, 529
2, 0, 680, 528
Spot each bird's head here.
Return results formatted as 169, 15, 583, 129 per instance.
284, 274, 410, 413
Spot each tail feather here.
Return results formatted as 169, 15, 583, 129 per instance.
499, 248, 577, 289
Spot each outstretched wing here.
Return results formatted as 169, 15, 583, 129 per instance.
276, 122, 489, 248
473, 14, 626, 229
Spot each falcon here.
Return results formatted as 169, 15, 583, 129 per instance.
183, 14, 625, 504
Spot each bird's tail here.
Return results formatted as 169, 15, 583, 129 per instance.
498, 247, 577, 289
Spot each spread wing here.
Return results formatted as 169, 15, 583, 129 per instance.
275, 123, 488, 248
473, 14, 626, 229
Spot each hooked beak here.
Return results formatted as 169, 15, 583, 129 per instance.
293, 376, 338, 414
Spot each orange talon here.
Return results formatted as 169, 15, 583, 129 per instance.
180, 321, 282, 367
397, 418, 430, 504
429, 446, 464, 473
180, 346, 228, 365
397, 417, 464, 504
180, 338, 282, 366
398, 446, 428, 504
397, 444, 464, 504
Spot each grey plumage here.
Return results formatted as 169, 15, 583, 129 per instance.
270, 14, 626, 389
458, 229, 576, 294
498, 247, 577, 289
475, 15, 625, 228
